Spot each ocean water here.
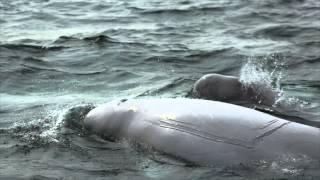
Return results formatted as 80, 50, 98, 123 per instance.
1, 0, 320, 179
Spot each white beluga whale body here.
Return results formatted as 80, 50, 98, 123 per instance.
84, 98, 320, 166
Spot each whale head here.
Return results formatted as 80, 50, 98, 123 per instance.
83, 101, 130, 139
192, 74, 242, 101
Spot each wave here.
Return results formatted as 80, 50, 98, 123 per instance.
301, 41, 320, 47
142, 48, 234, 65
1, 34, 117, 51
54, 34, 116, 45
282, 80, 320, 89
185, 48, 235, 58
288, 57, 320, 68
137, 77, 194, 97
83, 35, 115, 43
19, 63, 108, 76
143, 56, 184, 63
130, 5, 226, 15
2, 62, 107, 76
253, 25, 320, 39
1, 55, 108, 76
255, 0, 312, 9
0, 43, 66, 51
22, 56, 49, 65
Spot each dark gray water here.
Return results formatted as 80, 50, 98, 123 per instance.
1, 0, 320, 179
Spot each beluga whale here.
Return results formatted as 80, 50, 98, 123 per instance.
83, 98, 320, 166
191, 73, 277, 106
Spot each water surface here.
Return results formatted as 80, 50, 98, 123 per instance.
1, 0, 320, 179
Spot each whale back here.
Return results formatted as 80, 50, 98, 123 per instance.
84, 98, 320, 165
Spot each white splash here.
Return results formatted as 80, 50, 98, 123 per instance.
39, 106, 70, 142
239, 56, 284, 106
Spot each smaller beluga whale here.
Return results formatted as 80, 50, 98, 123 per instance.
191, 73, 277, 106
